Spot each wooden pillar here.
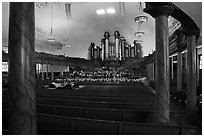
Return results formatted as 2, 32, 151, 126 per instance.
152, 62, 155, 81
186, 33, 197, 123
196, 48, 199, 86
41, 63, 44, 80
148, 63, 154, 81
184, 52, 188, 83
60, 65, 63, 76
171, 56, 174, 79
36, 63, 39, 79
46, 64, 49, 79
51, 61, 54, 81
145, 5, 174, 124
35, 63, 37, 79
177, 52, 182, 91
67, 65, 70, 72
8, 2, 37, 134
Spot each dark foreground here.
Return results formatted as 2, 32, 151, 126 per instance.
2, 81, 201, 135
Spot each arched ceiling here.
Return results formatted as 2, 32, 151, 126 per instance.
2, 2, 202, 59
173, 2, 202, 32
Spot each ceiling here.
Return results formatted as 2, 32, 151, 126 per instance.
2, 2, 202, 59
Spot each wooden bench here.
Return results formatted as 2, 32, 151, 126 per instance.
2, 109, 198, 135
37, 88, 153, 94
3, 102, 182, 124
37, 104, 155, 123
38, 98, 154, 110
3, 98, 154, 111
35, 94, 154, 104
36, 92, 155, 99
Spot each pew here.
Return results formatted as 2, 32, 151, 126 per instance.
35, 94, 154, 104
36, 91, 155, 99
3, 98, 154, 111
2, 109, 198, 135
2, 102, 182, 124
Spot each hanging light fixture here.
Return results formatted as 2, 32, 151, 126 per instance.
35, 2, 48, 8
48, 3, 55, 42
64, 35, 71, 48
119, 2, 126, 15
135, 2, 148, 24
65, 3, 72, 20
135, 21, 145, 37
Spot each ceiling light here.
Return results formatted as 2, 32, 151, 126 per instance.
135, 2, 148, 24
96, 9, 106, 15
135, 40, 142, 43
106, 8, 115, 14
135, 31, 145, 37
64, 43, 71, 48
48, 37, 55, 42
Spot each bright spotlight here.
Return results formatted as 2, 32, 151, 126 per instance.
106, 8, 115, 14
96, 9, 106, 15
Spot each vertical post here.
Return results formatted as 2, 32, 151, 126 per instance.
41, 63, 44, 80
145, 5, 174, 124
196, 48, 199, 86
36, 63, 39, 79
186, 33, 197, 123
152, 62, 155, 81
177, 52, 182, 91
35, 63, 37, 79
8, 2, 37, 134
171, 56, 174, 79
46, 63, 49, 80
184, 52, 187, 84
155, 14, 170, 123
67, 65, 70, 72
51, 60, 54, 81
60, 63, 63, 76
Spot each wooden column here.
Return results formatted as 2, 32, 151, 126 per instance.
186, 33, 197, 123
177, 52, 182, 91
41, 63, 44, 80
46, 64, 49, 79
171, 56, 174, 79
67, 65, 70, 72
36, 63, 39, 79
152, 62, 155, 81
51, 60, 54, 81
184, 52, 188, 84
8, 2, 37, 134
60, 65, 63, 76
196, 48, 199, 86
145, 5, 174, 124
35, 63, 37, 79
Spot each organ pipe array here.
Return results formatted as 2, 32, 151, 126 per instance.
88, 31, 143, 61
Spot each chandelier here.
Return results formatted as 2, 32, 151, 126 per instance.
135, 22, 145, 37
134, 2, 148, 38
135, 2, 148, 24
65, 3, 73, 20
119, 2, 126, 15
48, 3, 55, 42
35, 2, 71, 52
